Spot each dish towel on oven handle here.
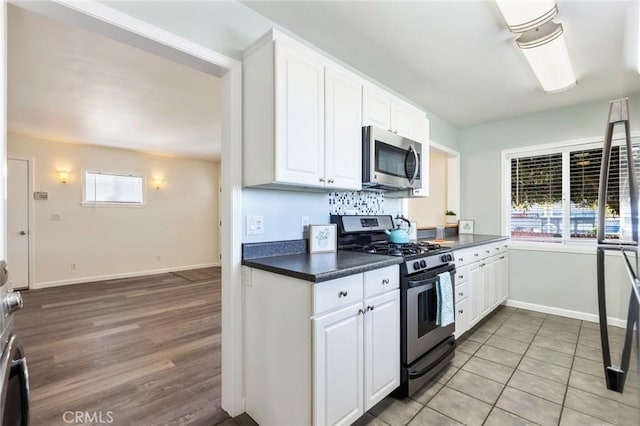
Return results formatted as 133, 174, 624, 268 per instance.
436, 271, 454, 326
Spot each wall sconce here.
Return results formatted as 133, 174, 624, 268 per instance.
57, 170, 70, 184
152, 177, 163, 190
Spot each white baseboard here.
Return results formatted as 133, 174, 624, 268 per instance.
31, 262, 220, 289
504, 299, 628, 329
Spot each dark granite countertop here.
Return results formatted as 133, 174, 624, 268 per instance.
419, 234, 508, 250
242, 251, 403, 283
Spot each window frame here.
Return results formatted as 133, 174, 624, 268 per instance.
81, 169, 147, 207
501, 131, 640, 252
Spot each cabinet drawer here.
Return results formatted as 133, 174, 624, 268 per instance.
314, 274, 364, 315
455, 265, 469, 284
364, 265, 399, 298
454, 249, 474, 267
454, 298, 469, 339
455, 282, 468, 302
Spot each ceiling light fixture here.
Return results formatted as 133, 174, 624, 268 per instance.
495, 1, 576, 94
495, 0, 557, 32
516, 22, 576, 93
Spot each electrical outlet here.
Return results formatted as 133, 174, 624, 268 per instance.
301, 216, 310, 234
71, 263, 76, 270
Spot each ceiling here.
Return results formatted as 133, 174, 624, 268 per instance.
243, 0, 640, 127
8, 5, 222, 160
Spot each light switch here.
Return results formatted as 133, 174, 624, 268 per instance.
246, 215, 264, 235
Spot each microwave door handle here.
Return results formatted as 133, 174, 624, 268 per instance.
405, 145, 419, 184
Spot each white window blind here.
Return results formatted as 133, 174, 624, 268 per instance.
84, 171, 144, 205
508, 139, 640, 242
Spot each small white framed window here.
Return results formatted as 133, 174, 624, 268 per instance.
82, 171, 145, 206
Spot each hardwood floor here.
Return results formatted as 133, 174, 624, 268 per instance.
15, 267, 231, 426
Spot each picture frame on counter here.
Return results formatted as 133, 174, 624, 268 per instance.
309, 224, 337, 253
459, 220, 475, 235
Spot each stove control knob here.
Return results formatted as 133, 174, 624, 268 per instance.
419, 260, 427, 268
441, 254, 452, 262
412, 261, 420, 270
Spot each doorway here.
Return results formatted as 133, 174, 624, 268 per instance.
1, 0, 244, 420
7, 157, 31, 290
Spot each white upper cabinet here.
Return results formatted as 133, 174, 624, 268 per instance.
325, 66, 363, 190
363, 85, 429, 144
275, 41, 326, 186
244, 32, 363, 191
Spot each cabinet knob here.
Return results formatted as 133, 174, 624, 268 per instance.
486, 250, 490, 254
327, 178, 335, 184
474, 253, 479, 257
338, 291, 348, 297
358, 308, 365, 315
458, 309, 464, 314
458, 258, 463, 262
366, 305, 374, 311
382, 278, 390, 285
500, 256, 505, 259
458, 275, 464, 280
495, 247, 500, 251
458, 292, 464, 296
388, 128, 393, 133
393, 130, 398, 134
319, 177, 326, 183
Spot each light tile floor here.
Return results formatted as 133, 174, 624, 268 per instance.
358, 306, 640, 426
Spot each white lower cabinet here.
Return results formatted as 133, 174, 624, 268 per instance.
245, 265, 400, 426
454, 241, 509, 334
363, 291, 400, 410
314, 303, 364, 426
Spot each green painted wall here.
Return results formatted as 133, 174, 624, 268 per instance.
459, 93, 640, 321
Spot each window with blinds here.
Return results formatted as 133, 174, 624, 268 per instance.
508, 139, 640, 242
83, 171, 144, 205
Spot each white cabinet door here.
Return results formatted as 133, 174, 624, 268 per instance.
454, 297, 469, 339
391, 101, 416, 139
363, 290, 400, 410
362, 86, 392, 130
314, 303, 364, 426
325, 66, 362, 191
497, 252, 508, 305
468, 262, 482, 328
482, 258, 495, 317
275, 41, 325, 186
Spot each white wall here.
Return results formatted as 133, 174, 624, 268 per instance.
459, 93, 640, 322
407, 150, 448, 227
8, 132, 220, 287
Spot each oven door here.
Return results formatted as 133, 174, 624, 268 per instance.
363, 126, 422, 189
0, 334, 30, 426
404, 265, 455, 365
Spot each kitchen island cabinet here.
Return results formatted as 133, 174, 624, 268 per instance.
244, 264, 400, 426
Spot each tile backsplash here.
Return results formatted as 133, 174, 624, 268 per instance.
329, 191, 384, 215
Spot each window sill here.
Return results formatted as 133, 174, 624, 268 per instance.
509, 240, 621, 255
81, 202, 146, 208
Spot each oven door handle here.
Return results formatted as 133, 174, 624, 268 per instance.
407, 280, 436, 290
407, 339, 456, 380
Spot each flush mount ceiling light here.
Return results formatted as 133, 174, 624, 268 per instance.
495, 0, 557, 32
516, 22, 576, 93
495, 1, 577, 94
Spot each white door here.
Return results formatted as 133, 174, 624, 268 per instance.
363, 290, 399, 410
481, 259, 494, 318
454, 297, 469, 339
274, 40, 325, 187
313, 303, 364, 426
324, 66, 362, 191
391, 101, 416, 139
7, 159, 30, 289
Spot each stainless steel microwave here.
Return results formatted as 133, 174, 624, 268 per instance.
362, 125, 422, 191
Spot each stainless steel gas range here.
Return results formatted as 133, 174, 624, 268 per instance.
331, 215, 456, 397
